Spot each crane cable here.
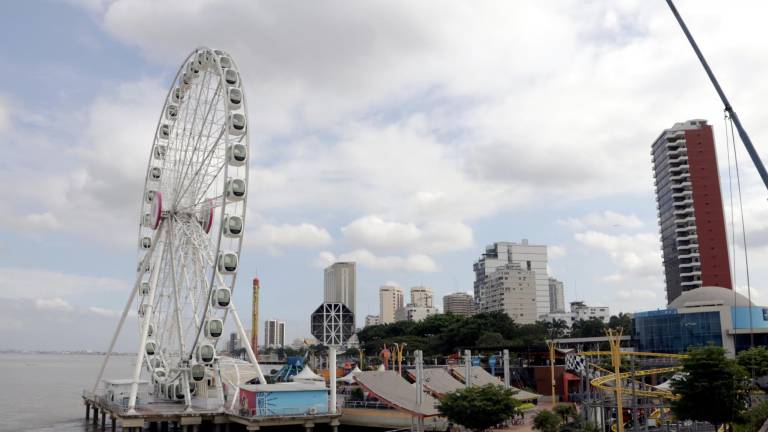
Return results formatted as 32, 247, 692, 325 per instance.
725, 111, 754, 347
723, 113, 739, 311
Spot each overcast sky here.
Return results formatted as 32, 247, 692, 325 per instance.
2, 0, 768, 351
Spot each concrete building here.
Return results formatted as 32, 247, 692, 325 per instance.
651, 120, 732, 304
264, 319, 285, 348
228, 332, 240, 353
473, 240, 550, 317
379, 285, 404, 324
633, 286, 766, 357
476, 262, 538, 324
324, 262, 356, 314
410, 286, 434, 308
570, 301, 610, 322
540, 301, 610, 327
364, 314, 381, 327
548, 277, 565, 313
443, 292, 476, 317
395, 304, 440, 322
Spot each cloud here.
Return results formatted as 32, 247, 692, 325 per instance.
549, 245, 567, 259
247, 222, 332, 254
616, 289, 658, 300
88, 306, 124, 318
558, 211, 644, 231
341, 215, 473, 254
574, 230, 662, 281
0, 96, 10, 135
0, 267, 128, 300
34, 297, 74, 312
315, 249, 437, 273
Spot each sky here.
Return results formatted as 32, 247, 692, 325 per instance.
2, 0, 768, 352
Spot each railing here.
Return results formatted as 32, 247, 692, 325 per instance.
343, 400, 397, 410
237, 407, 331, 418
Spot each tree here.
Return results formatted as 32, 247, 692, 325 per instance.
533, 409, 562, 432
608, 313, 632, 333
737, 347, 768, 378
570, 318, 606, 338
438, 385, 520, 432
738, 400, 768, 432
672, 346, 750, 430
554, 404, 577, 423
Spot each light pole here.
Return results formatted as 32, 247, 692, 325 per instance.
393, 343, 407, 375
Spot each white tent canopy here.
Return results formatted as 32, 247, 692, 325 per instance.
337, 366, 362, 384
290, 366, 325, 384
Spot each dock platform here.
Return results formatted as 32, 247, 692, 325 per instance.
82, 391, 341, 431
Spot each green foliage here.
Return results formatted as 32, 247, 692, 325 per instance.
533, 409, 562, 432
672, 346, 750, 428
737, 347, 768, 377
570, 318, 607, 338
608, 313, 632, 333
437, 385, 520, 432
554, 404, 577, 422
736, 401, 768, 432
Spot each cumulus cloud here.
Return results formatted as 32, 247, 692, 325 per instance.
315, 249, 437, 273
549, 245, 567, 259
558, 211, 645, 231
34, 297, 74, 312
574, 230, 662, 280
247, 222, 332, 254
0, 267, 128, 300
341, 215, 473, 254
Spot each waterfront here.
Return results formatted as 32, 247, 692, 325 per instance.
0, 353, 133, 431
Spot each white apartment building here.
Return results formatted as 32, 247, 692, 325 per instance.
443, 292, 476, 317
324, 262, 356, 314
379, 285, 404, 324
410, 286, 434, 308
474, 240, 550, 318
540, 301, 610, 327
475, 262, 537, 324
395, 304, 440, 322
264, 319, 285, 348
364, 314, 381, 327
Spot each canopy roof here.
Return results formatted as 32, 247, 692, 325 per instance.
291, 366, 325, 383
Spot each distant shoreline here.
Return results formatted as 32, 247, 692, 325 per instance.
0, 351, 134, 356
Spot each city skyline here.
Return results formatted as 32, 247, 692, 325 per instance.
4, 1, 768, 350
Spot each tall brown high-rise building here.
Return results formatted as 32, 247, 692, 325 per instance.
652, 120, 732, 304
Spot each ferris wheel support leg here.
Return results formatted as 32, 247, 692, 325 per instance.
229, 305, 266, 384
92, 226, 163, 394
129, 225, 166, 413
168, 218, 194, 412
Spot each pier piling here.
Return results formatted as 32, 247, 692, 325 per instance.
101, 410, 106, 429
111, 416, 116, 431
92, 406, 98, 426
85, 402, 90, 421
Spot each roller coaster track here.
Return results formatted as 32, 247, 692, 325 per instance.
577, 351, 686, 400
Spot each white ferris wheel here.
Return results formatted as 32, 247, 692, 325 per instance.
94, 47, 265, 413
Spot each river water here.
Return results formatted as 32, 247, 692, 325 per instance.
0, 353, 382, 432
0, 353, 134, 431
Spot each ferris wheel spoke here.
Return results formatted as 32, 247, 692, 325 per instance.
172, 71, 211, 197
174, 127, 226, 208
174, 75, 222, 204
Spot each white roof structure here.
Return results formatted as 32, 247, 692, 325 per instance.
354, 371, 439, 417
450, 366, 539, 402
669, 286, 752, 309
337, 366, 362, 384
291, 366, 325, 384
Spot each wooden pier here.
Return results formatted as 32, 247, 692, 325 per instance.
83, 392, 341, 432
